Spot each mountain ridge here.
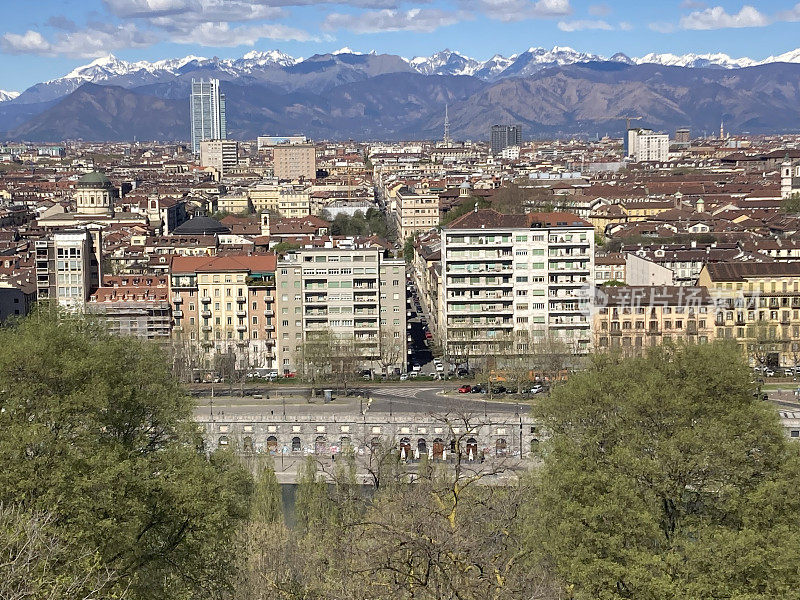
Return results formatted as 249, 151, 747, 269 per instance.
9, 45, 800, 106
7, 62, 800, 142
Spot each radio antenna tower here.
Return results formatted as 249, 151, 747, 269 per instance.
443, 104, 451, 146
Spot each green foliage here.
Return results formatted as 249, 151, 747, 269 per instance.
526, 342, 800, 600
271, 241, 303, 256
251, 457, 283, 524
329, 208, 393, 240
0, 309, 253, 599
403, 234, 417, 264
294, 456, 336, 532
440, 197, 491, 225
781, 193, 800, 214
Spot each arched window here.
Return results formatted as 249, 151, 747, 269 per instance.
315, 435, 327, 455
432, 438, 444, 460
465, 437, 478, 461
267, 435, 278, 454
417, 438, 427, 455
243, 436, 254, 452
291, 436, 301, 452
218, 435, 229, 446
399, 437, 411, 458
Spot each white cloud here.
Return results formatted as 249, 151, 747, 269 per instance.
171, 21, 319, 44
322, 8, 466, 33
1, 25, 156, 58
649, 21, 676, 33
679, 5, 769, 30
460, 0, 571, 22
558, 19, 612, 31
588, 3, 611, 16
777, 2, 800, 21
618, 21, 633, 30
680, 0, 706, 8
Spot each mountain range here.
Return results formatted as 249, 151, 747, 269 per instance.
4, 46, 800, 142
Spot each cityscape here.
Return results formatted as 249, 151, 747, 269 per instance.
2, 0, 800, 598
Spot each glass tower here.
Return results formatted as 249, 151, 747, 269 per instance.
190, 78, 226, 153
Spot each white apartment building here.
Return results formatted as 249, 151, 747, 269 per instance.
35, 228, 102, 309
626, 128, 669, 162
441, 209, 594, 363
275, 246, 407, 376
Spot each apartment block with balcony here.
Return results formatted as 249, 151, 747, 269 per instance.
441, 209, 594, 363
275, 246, 406, 376
594, 286, 716, 353
35, 228, 102, 309
169, 255, 277, 369
698, 262, 800, 367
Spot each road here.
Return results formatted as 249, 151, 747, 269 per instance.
191, 382, 527, 419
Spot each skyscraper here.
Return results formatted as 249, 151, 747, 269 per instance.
190, 78, 226, 154
490, 124, 522, 155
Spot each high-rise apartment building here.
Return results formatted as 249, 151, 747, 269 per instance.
275, 247, 407, 376
35, 228, 102, 309
490, 125, 522, 155
441, 209, 594, 363
626, 128, 669, 162
273, 144, 316, 181
190, 78, 226, 154
199, 140, 238, 176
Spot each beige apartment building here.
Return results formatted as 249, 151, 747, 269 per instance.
170, 255, 277, 370
395, 185, 440, 240
594, 285, 716, 353
199, 140, 238, 176
248, 181, 311, 217
276, 246, 407, 376
273, 144, 316, 181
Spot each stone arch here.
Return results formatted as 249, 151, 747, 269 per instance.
495, 438, 508, 457
267, 435, 278, 454
291, 436, 301, 452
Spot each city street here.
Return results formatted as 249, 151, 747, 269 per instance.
192, 382, 526, 420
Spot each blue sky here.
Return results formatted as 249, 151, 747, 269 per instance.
1, 0, 799, 91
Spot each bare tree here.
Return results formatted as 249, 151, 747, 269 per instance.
377, 328, 404, 378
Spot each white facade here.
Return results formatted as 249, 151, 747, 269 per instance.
627, 128, 669, 162
200, 140, 238, 176
441, 211, 594, 362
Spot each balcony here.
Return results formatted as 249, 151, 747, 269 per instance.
264, 309, 274, 316
172, 295, 183, 304
236, 296, 246, 304
201, 325, 212, 332
201, 296, 211, 304
201, 310, 212, 318
201, 339, 214, 347
236, 310, 247, 318
237, 324, 247, 332
173, 310, 183, 318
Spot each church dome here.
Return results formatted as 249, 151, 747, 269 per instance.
77, 171, 112, 188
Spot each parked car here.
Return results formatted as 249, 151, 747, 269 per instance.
399, 373, 408, 381
491, 385, 507, 394
458, 385, 472, 393
765, 368, 776, 377
456, 367, 470, 377
412, 363, 422, 372
471, 385, 485, 394
435, 363, 444, 372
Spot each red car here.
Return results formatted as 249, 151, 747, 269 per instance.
458, 385, 472, 393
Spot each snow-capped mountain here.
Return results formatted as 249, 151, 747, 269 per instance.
407, 50, 482, 77
10, 45, 800, 107
633, 52, 759, 69
0, 90, 19, 102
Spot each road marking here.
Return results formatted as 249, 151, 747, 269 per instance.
370, 387, 438, 399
